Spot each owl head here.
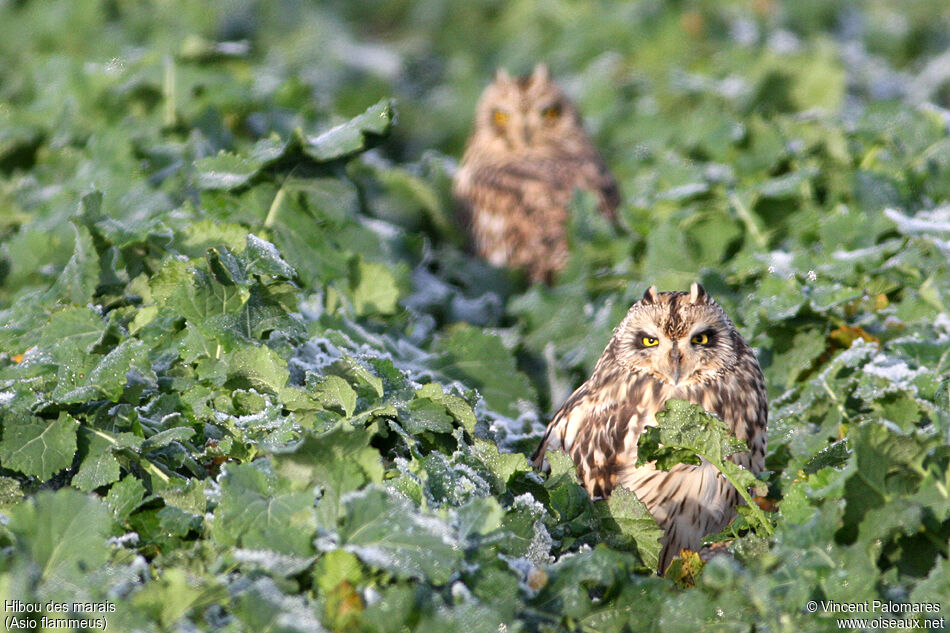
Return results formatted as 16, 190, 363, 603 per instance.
471, 64, 586, 153
612, 283, 740, 386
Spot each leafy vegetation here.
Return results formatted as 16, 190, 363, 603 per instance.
2, 0, 950, 631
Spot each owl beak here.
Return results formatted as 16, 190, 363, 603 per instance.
669, 345, 682, 385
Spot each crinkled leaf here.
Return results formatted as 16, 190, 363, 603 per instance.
596, 487, 663, 570
228, 345, 290, 394
349, 258, 401, 316
52, 338, 148, 403
0, 412, 78, 480
312, 375, 357, 417
43, 221, 98, 306
8, 488, 112, 586
72, 429, 121, 492
433, 325, 536, 418
303, 99, 393, 162
270, 426, 383, 527
339, 486, 462, 584
212, 462, 316, 556
243, 233, 296, 279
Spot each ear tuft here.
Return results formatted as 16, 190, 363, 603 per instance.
531, 63, 550, 83
689, 282, 709, 304
642, 285, 660, 304
495, 68, 512, 83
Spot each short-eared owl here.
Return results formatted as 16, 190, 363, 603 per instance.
532, 283, 767, 571
453, 64, 619, 284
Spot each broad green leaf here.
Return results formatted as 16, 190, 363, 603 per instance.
230, 577, 318, 633
271, 426, 383, 527
194, 151, 262, 191
35, 306, 105, 355
141, 426, 196, 451
131, 567, 228, 629
303, 99, 393, 162
228, 345, 290, 394
43, 221, 98, 306
312, 375, 357, 417
243, 234, 296, 280
72, 429, 121, 492
638, 400, 771, 534
212, 462, 316, 556
0, 412, 78, 480
339, 485, 462, 584
52, 338, 148, 403
105, 475, 147, 521
8, 488, 112, 586
404, 398, 454, 434
349, 258, 401, 316
432, 325, 536, 418
414, 383, 477, 434
596, 487, 663, 570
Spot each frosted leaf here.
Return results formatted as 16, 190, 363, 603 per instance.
106, 532, 140, 548
885, 206, 950, 237
233, 549, 315, 576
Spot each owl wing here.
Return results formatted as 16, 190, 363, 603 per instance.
453, 161, 572, 280
570, 153, 620, 221
712, 341, 768, 473
532, 371, 659, 498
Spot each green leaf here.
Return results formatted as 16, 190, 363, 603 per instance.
271, 426, 383, 527
194, 151, 262, 191
312, 375, 358, 417
432, 325, 536, 418
228, 345, 289, 394
802, 439, 851, 474
329, 355, 385, 398
596, 487, 663, 570
229, 577, 314, 633
192, 136, 289, 192
105, 475, 147, 521
52, 338, 148, 403
414, 383, 477, 434
131, 567, 228, 629
243, 234, 296, 279
638, 400, 772, 535
349, 257, 401, 316
0, 412, 78, 480
212, 462, 316, 556
36, 306, 106, 355
339, 485, 462, 584
72, 429, 121, 492
8, 488, 112, 586
791, 42, 845, 112
141, 426, 196, 451
303, 99, 394, 162
404, 398, 455, 434
43, 221, 99, 306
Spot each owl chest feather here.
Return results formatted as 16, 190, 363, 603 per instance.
545, 356, 763, 499
532, 287, 767, 571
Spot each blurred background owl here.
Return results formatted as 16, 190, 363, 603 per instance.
453, 64, 619, 284
533, 283, 767, 572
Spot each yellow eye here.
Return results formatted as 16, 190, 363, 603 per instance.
541, 105, 561, 122
691, 333, 709, 345
642, 336, 659, 347
492, 109, 509, 127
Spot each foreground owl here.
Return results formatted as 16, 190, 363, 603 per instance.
453, 64, 619, 283
532, 283, 767, 572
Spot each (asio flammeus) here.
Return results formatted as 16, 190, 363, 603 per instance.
453, 64, 619, 284
532, 283, 768, 572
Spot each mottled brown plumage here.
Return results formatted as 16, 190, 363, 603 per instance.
532, 283, 767, 572
453, 64, 619, 283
